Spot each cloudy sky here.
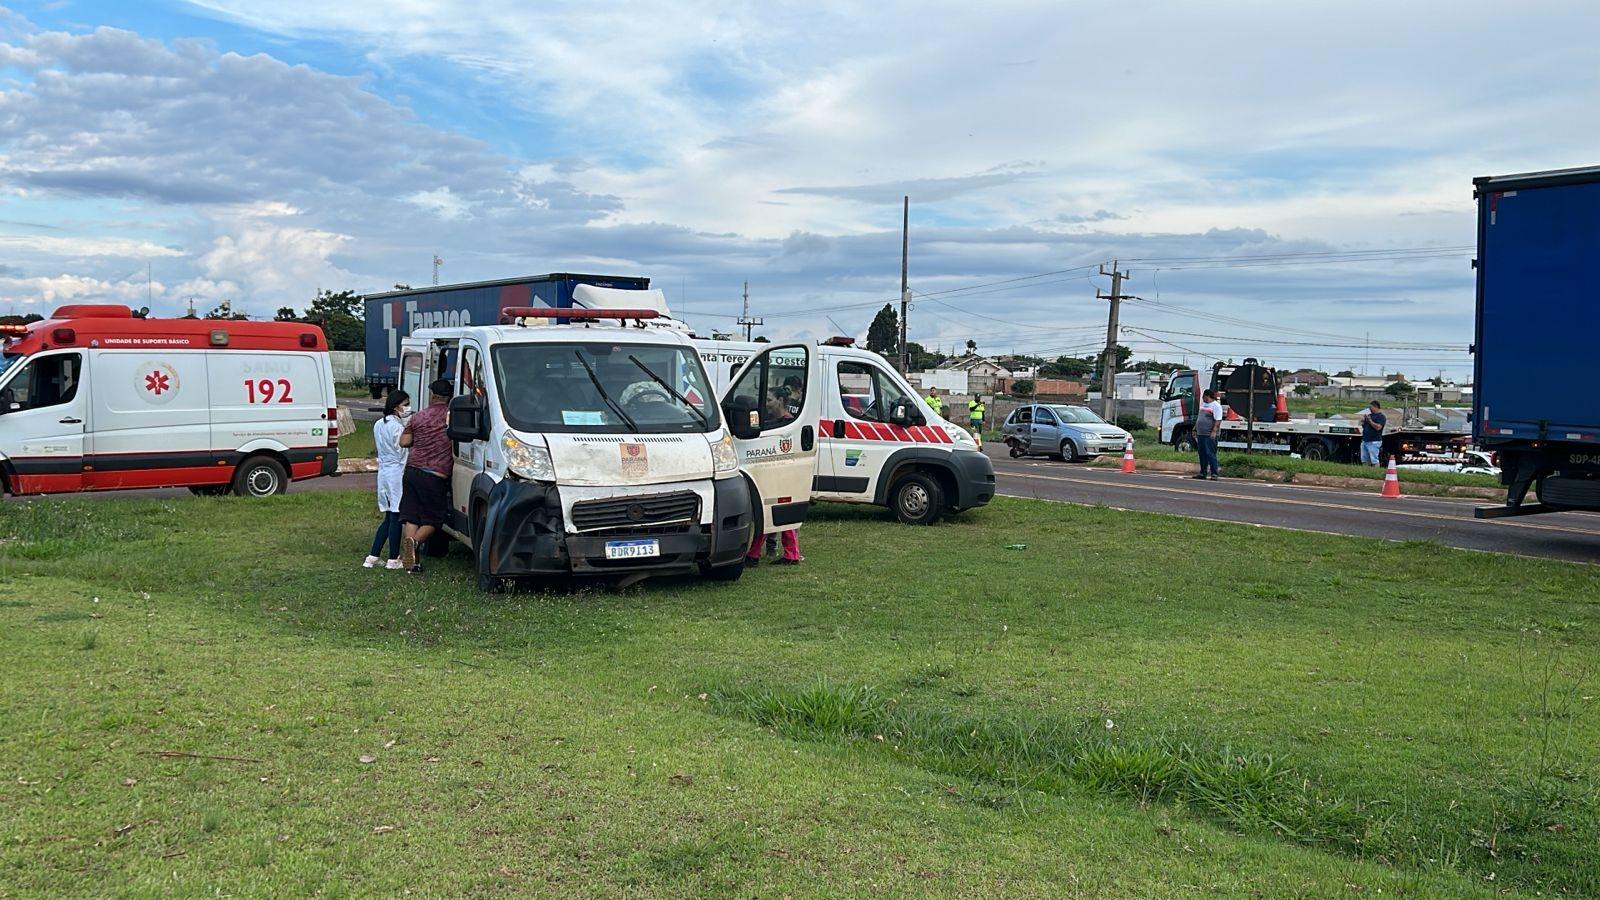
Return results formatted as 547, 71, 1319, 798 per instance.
3, 1, 1597, 378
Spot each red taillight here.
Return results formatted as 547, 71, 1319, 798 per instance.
300, 332, 318, 348
52, 327, 76, 344
327, 407, 339, 447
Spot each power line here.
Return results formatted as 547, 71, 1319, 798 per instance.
1124, 245, 1474, 264
1129, 325, 1464, 351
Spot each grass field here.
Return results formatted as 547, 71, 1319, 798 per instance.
338, 420, 374, 460
2, 492, 1596, 895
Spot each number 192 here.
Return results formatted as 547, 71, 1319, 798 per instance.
245, 379, 294, 403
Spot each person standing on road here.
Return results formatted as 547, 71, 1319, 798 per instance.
398, 378, 453, 574
968, 396, 985, 433
1359, 400, 1388, 466
925, 389, 943, 417
363, 389, 410, 569
1193, 389, 1223, 480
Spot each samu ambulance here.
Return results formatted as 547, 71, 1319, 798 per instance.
400, 294, 824, 590
0, 304, 338, 497
695, 338, 996, 525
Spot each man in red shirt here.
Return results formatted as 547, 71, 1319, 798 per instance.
398, 378, 454, 574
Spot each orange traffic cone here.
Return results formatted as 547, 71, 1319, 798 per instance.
1120, 436, 1136, 473
1274, 390, 1290, 422
1380, 455, 1402, 498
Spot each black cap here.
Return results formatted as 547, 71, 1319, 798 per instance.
430, 378, 453, 397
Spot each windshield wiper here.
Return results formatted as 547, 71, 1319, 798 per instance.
628, 355, 709, 430
572, 350, 639, 432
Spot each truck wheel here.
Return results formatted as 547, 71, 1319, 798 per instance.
700, 558, 746, 582
1299, 439, 1332, 461
232, 456, 287, 498
1059, 438, 1080, 463
1173, 431, 1196, 454
369, 384, 385, 400
890, 472, 945, 525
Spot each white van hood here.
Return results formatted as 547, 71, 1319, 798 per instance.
546, 433, 714, 487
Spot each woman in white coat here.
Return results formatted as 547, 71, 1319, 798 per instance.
363, 390, 411, 568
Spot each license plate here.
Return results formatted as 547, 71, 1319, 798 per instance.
604, 539, 660, 560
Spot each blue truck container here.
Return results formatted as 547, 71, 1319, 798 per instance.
1473, 165, 1600, 517
362, 273, 650, 397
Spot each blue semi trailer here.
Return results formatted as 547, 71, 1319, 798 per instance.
1473, 165, 1600, 518
361, 273, 650, 397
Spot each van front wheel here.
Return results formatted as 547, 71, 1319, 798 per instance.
232, 456, 287, 498
890, 472, 945, 525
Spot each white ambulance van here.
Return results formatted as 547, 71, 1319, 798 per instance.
401, 300, 823, 590
695, 338, 996, 524
0, 304, 338, 497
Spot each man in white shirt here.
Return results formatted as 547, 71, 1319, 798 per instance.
1193, 389, 1224, 480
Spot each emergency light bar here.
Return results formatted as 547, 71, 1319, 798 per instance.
823, 336, 856, 347
0, 324, 28, 336
500, 306, 661, 325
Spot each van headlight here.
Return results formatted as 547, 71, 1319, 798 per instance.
942, 424, 976, 447
502, 431, 554, 481
711, 432, 739, 475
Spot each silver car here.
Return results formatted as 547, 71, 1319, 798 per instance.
1002, 404, 1130, 461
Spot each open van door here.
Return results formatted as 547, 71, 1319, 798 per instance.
722, 344, 821, 532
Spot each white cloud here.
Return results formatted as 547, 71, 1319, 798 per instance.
0, 233, 182, 258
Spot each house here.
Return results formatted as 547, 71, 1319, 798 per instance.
1281, 369, 1329, 387
1114, 370, 1168, 400
936, 354, 1014, 395
909, 369, 969, 393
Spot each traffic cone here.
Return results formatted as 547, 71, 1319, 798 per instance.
1274, 390, 1290, 422
1380, 455, 1402, 498
1120, 436, 1136, 473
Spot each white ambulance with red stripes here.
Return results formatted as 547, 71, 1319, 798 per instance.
0, 304, 339, 497
696, 338, 996, 524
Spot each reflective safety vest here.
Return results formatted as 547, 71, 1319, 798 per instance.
968, 400, 985, 420
925, 394, 942, 414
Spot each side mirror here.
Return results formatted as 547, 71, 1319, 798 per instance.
723, 397, 760, 439
446, 394, 488, 442
889, 403, 916, 428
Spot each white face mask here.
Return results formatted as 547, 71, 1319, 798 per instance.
396, 404, 411, 418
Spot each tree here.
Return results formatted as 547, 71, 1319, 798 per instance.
1041, 355, 1094, 379
1335, 369, 1356, 378
904, 341, 940, 371
1010, 379, 1035, 397
1384, 380, 1415, 402
753, 336, 770, 343
0, 313, 43, 326
965, 339, 977, 354
274, 306, 299, 322
1293, 384, 1313, 397
204, 301, 247, 320
1128, 358, 1188, 375
1090, 344, 1133, 378
301, 289, 364, 351
865, 303, 899, 356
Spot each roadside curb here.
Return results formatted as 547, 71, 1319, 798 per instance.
337, 458, 378, 474
1086, 456, 1503, 499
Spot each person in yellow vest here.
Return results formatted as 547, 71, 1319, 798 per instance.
924, 389, 942, 416
968, 396, 985, 432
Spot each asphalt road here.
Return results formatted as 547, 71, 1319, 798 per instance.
12, 444, 1600, 564
984, 445, 1600, 564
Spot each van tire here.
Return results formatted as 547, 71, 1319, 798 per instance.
232, 456, 287, 498
890, 472, 944, 525
701, 558, 745, 582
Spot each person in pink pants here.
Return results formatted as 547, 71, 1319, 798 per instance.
747, 529, 800, 566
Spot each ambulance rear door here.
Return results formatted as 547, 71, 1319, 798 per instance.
208, 349, 334, 478
721, 344, 822, 532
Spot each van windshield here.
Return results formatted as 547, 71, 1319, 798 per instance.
492, 342, 721, 434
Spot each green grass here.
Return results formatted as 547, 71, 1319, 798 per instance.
2, 492, 1596, 895
338, 419, 374, 459
1113, 430, 1497, 487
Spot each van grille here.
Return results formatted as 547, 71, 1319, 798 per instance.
571, 492, 700, 534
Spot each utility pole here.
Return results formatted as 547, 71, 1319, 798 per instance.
898, 195, 910, 373
736, 281, 762, 341
432, 254, 444, 286
1097, 260, 1129, 420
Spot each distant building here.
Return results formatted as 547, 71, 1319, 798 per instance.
936, 354, 1013, 395
1281, 369, 1329, 387
998, 377, 1086, 401
1114, 370, 1169, 400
